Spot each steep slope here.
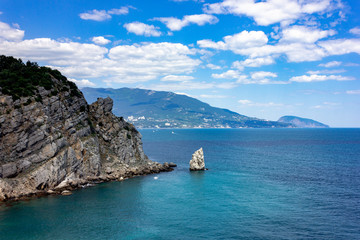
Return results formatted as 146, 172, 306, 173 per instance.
0, 56, 172, 201
82, 87, 292, 128
278, 116, 329, 128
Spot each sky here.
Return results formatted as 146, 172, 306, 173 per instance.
0, 0, 359, 127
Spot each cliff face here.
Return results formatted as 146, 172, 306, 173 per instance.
0, 71, 171, 201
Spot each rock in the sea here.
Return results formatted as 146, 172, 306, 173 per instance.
189, 148, 205, 171
169, 162, 177, 167
61, 190, 72, 196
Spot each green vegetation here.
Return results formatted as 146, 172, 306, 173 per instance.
0, 55, 78, 100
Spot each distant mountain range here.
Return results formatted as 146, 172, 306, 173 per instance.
82, 87, 329, 129
278, 116, 329, 128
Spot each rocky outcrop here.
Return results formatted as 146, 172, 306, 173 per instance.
189, 148, 205, 171
0, 76, 172, 202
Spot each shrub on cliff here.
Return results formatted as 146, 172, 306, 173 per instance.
0, 55, 74, 100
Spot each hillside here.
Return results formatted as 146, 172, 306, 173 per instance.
82, 87, 292, 128
278, 116, 329, 128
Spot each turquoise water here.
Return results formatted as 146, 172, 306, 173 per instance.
1, 129, 360, 239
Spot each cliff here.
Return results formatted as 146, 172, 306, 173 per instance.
0, 56, 172, 201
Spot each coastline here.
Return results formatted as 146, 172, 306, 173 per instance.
0, 162, 174, 203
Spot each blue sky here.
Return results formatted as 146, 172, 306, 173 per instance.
0, 0, 359, 127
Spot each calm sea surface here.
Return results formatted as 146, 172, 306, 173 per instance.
1, 129, 360, 239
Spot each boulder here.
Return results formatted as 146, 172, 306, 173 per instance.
189, 148, 205, 171
169, 162, 177, 167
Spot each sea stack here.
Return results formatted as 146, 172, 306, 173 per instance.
189, 148, 205, 171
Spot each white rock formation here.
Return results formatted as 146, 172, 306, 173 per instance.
189, 147, 205, 171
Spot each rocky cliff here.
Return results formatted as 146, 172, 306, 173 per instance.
0, 56, 172, 201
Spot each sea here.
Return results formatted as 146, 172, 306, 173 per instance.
0, 129, 360, 240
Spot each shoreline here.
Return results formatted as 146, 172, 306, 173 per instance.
0, 163, 174, 203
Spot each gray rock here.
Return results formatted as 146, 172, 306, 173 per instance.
189, 148, 205, 171
2, 162, 17, 178
0, 75, 171, 201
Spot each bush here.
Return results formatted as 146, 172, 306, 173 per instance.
0, 55, 79, 100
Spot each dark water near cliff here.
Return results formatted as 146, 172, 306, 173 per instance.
1, 129, 360, 239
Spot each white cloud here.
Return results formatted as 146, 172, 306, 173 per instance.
123, 22, 162, 37
79, 7, 131, 21
0, 21, 24, 41
319, 61, 341, 67
280, 25, 336, 43
251, 71, 277, 80
212, 70, 243, 79
238, 99, 284, 107
69, 78, 96, 87
79, 10, 111, 21
346, 90, 360, 95
198, 29, 360, 63
290, 74, 354, 83
349, 27, 360, 35
311, 101, 341, 109
91, 36, 111, 45
206, 63, 222, 69
203, 0, 333, 26
154, 14, 218, 31
198, 30, 268, 52
161, 75, 194, 81
107, 7, 130, 15
0, 36, 201, 84
199, 94, 227, 99
307, 69, 345, 74
212, 69, 284, 84
0, 38, 108, 64
232, 56, 274, 69
318, 38, 360, 56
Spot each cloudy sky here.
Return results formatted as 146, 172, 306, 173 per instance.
1, 0, 359, 127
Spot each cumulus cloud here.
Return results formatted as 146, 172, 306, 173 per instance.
0, 36, 201, 84
79, 10, 111, 21
79, 7, 131, 21
203, 0, 334, 26
154, 14, 218, 31
319, 61, 341, 67
198, 28, 360, 64
251, 71, 277, 80
206, 63, 222, 69
232, 56, 275, 70
212, 69, 284, 84
161, 75, 194, 81
280, 25, 336, 43
123, 22, 162, 37
349, 27, 360, 35
290, 74, 354, 82
318, 39, 360, 56
69, 78, 96, 87
198, 30, 268, 52
0, 21, 24, 41
91, 36, 111, 45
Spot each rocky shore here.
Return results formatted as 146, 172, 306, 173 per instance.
0, 57, 174, 202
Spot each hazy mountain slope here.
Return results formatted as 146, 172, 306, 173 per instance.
82, 87, 292, 128
278, 116, 329, 128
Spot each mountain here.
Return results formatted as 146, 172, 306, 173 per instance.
278, 116, 329, 128
0, 56, 172, 201
81, 87, 292, 128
